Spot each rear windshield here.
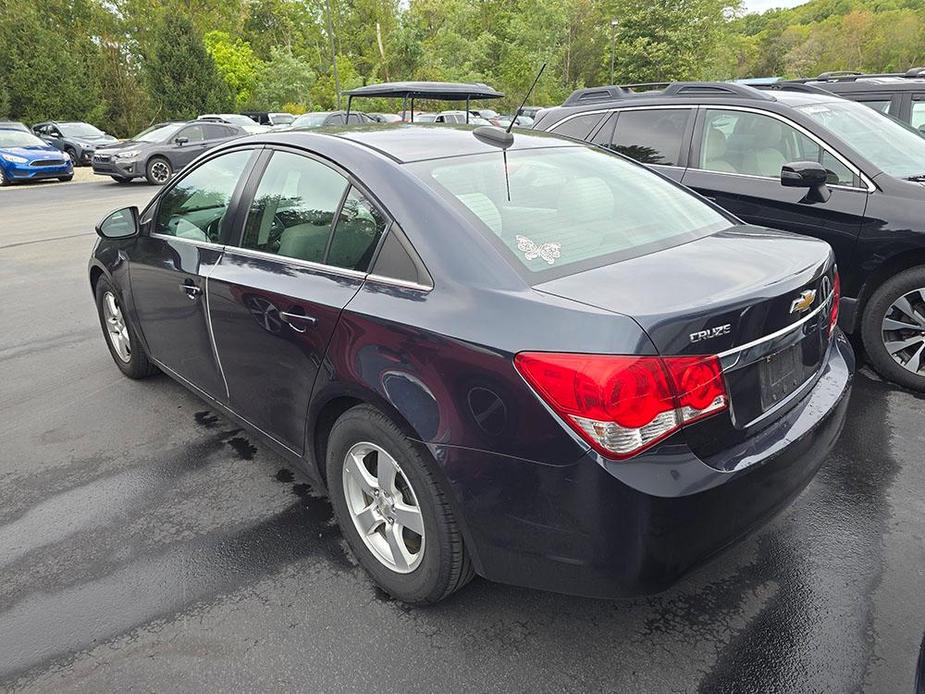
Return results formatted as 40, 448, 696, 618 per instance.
407, 146, 729, 278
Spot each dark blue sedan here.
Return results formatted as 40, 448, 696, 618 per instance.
0, 127, 73, 185
88, 125, 853, 603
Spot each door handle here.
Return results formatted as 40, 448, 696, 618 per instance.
279, 311, 317, 333
181, 283, 202, 300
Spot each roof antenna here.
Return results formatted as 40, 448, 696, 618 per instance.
474, 62, 546, 149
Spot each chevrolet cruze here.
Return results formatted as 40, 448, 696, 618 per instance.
89, 125, 853, 603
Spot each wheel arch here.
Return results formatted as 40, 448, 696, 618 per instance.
853, 249, 925, 332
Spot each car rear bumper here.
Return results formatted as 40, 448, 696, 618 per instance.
426, 331, 854, 599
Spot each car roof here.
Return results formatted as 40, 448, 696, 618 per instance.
806, 76, 925, 91
282, 124, 576, 163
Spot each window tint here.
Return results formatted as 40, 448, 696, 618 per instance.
611, 109, 690, 166
589, 113, 617, 149
699, 109, 854, 186
328, 114, 345, 126
372, 227, 430, 285
178, 124, 206, 142
859, 100, 891, 114
240, 151, 349, 263
203, 123, 230, 139
154, 150, 252, 241
327, 187, 388, 271
409, 146, 728, 278
911, 100, 925, 131
551, 113, 604, 140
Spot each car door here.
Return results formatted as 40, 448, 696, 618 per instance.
170, 123, 209, 169
681, 106, 869, 269
207, 147, 389, 454
128, 147, 258, 399
604, 107, 695, 183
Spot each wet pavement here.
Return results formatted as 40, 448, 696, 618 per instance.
1, 180, 924, 693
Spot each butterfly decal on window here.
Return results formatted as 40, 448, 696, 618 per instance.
516, 235, 561, 265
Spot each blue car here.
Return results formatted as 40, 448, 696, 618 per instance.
0, 127, 73, 186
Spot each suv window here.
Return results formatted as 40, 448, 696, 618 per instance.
551, 113, 604, 140
911, 100, 925, 132
327, 187, 388, 271
177, 124, 206, 142
240, 151, 349, 264
610, 109, 690, 166
154, 150, 252, 241
202, 123, 230, 139
699, 109, 855, 186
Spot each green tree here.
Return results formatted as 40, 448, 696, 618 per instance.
143, 13, 233, 120
251, 47, 317, 110
204, 31, 264, 109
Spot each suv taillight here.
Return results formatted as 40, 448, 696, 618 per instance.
514, 352, 727, 460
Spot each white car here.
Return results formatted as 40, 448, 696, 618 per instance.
198, 114, 271, 135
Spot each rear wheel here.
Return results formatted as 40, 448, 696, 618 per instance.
861, 266, 925, 391
94, 277, 157, 379
145, 157, 172, 185
326, 405, 474, 603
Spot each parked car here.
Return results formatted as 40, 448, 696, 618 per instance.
0, 120, 29, 132
198, 113, 271, 134
241, 111, 295, 128
776, 69, 925, 131
0, 127, 73, 185
290, 111, 375, 128
434, 110, 490, 124
91, 120, 246, 185
32, 121, 117, 165
534, 81, 925, 390
488, 114, 534, 128
517, 106, 543, 120
88, 126, 852, 603
368, 112, 403, 123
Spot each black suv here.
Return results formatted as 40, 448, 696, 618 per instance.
534, 81, 925, 390
779, 69, 925, 131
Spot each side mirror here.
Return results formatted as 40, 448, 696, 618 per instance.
175, 136, 189, 146
96, 206, 139, 239
781, 161, 831, 203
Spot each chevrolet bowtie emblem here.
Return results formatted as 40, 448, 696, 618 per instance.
790, 289, 817, 314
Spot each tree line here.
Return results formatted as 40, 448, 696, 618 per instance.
0, 0, 922, 138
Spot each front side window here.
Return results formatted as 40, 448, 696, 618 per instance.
327, 187, 388, 271
610, 109, 691, 166
240, 151, 349, 263
551, 113, 604, 141
177, 124, 206, 143
154, 150, 252, 241
408, 145, 729, 278
699, 109, 854, 186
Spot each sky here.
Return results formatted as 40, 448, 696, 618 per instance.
742, 0, 809, 13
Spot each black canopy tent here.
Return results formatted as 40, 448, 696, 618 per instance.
344, 81, 504, 123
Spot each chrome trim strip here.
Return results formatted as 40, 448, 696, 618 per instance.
717, 289, 833, 360
203, 278, 230, 399
150, 232, 225, 251
221, 245, 368, 279
365, 273, 433, 292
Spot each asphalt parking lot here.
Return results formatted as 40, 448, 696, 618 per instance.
2, 176, 925, 693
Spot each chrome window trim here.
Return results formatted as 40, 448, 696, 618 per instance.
220, 244, 368, 280
693, 104, 876, 192
149, 232, 225, 250
548, 104, 697, 132
365, 273, 433, 292
203, 278, 230, 399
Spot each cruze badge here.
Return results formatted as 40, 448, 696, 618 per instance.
789, 289, 817, 314
516, 235, 561, 265
690, 324, 731, 343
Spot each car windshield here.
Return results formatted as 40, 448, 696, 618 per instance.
58, 122, 105, 138
408, 145, 729, 278
795, 100, 925, 179
292, 113, 329, 128
271, 114, 294, 125
133, 123, 184, 143
0, 130, 48, 148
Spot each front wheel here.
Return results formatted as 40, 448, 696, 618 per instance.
861, 265, 925, 391
64, 147, 78, 165
326, 405, 474, 604
111, 175, 132, 184
0, 167, 10, 186
145, 157, 172, 185
58, 175, 73, 182
94, 277, 157, 379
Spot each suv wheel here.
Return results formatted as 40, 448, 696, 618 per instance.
63, 147, 77, 164
326, 405, 474, 603
861, 266, 925, 391
145, 157, 172, 185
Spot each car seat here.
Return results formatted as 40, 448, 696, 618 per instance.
703, 127, 736, 173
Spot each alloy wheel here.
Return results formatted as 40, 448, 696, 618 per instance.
342, 442, 425, 573
102, 291, 131, 363
881, 287, 925, 375
149, 160, 171, 184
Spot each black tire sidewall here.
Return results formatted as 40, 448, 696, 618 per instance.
145, 157, 171, 185
94, 277, 152, 379
861, 266, 925, 391
326, 406, 456, 603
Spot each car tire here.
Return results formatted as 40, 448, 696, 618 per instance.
861, 265, 925, 391
326, 404, 474, 604
63, 147, 78, 165
0, 167, 10, 186
111, 176, 132, 184
94, 277, 158, 379
58, 175, 73, 182
145, 157, 172, 185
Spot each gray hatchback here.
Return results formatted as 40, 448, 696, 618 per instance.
91, 120, 246, 185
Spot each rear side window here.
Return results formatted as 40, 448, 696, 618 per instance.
550, 113, 604, 140
327, 187, 388, 271
408, 146, 728, 279
610, 109, 690, 166
240, 151, 349, 263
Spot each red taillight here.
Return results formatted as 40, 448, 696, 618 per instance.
829, 271, 840, 333
514, 352, 728, 460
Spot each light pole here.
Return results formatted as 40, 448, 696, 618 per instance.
609, 19, 619, 85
